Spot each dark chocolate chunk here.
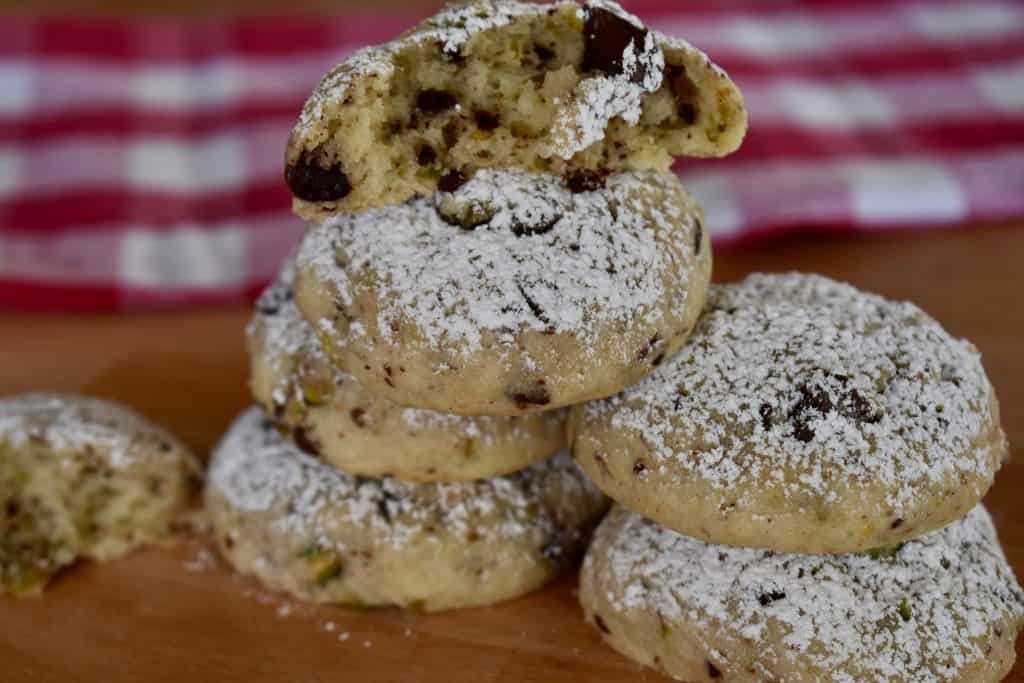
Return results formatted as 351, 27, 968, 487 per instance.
533, 43, 555, 62
350, 407, 367, 428
416, 89, 457, 114
285, 156, 351, 202
838, 388, 882, 424
632, 460, 647, 475
438, 170, 468, 193
582, 4, 651, 84
564, 168, 608, 193
757, 589, 786, 607
707, 661, 722, 679
891, 518, 904, 529
510, 216, 559, 237
474, 110, 501, 131
376, 490, 399, 523
758, 403, 774, 431
594, 613, 611, 634
508, 385, 552, 409
416, 144, 437, 166
292, 425, 321, 456
693, 218, 703, 254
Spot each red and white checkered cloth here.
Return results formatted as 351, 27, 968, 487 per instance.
1, 0, 1023, 310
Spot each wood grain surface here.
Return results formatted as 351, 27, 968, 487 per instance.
1, 225, 1022, 682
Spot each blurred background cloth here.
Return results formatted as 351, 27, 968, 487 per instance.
1, 0, 1023, 310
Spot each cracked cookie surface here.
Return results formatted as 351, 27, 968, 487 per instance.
294, 168, 710, 416
570, 273, 1006, 552
205, 409, 607, 611
249, 263, 566, 481
285, 0, 746, 218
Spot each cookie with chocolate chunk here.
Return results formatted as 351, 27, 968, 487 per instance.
205, 409, 607, 611
581, 505, 1024, 683
285, 0, 746, 219
293, 168, 710, 416
0, 394, 200, 596
570, 273, 1007, 553
248, 262, 567, 482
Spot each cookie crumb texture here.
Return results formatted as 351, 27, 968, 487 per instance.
205, 410, 607, 611
571, 273, 1007, 553
581, 506, 1024, 683
294, 168, 710, 416
0, 394, 201, 597
247, 264, 567, 482
285, 0, 746, 217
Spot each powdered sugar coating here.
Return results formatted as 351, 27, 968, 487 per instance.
584, 505, 1024, 683
575, 272, 1005, 549
208, 409, 599, 550
298, 168, 697, 356
0, 393, 192, 469
251, 260, 538, 439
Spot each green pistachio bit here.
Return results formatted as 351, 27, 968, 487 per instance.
316, 560, 345, 586
898, 597, 912, 622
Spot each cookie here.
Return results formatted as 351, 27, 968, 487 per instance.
0, 394, 201, 597
570, 273, 1006, 553
248, 264, 567, 481
580, 505, 1024, 683
294, 168, 710, 416
205, 409, 608, 611
285, 0, 746, 218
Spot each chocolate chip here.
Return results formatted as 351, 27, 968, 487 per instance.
508, 384, 552, 409
350, 408, 367, 428
594, 613, 611, 634
285, 156, 351, 202
416, 144, 437, 166
438, 170, 467, 192
839, 388, 881, 424
533, 43, 555, 62
223, 535, 235, 549
437, 41, 465, 64
5, 501, 19, 518
694, 218, 703, 255
564, 168, 608, 193
667, 64, 700, 126
376, 491, 398, 523
707, 661, 722, 679
416, 89, 457, 114
678, 102, 697, 125
582, 4, 651, 84
792, 421, 815, 443
292, 426, 321, 455
632, 461, 647, 475
759, 403, 774, 431
510, 216, 559, 236
757, 590, 786, 607
517, 283, 551, 326
891, 518, 904, 529
474, 110, 500, 131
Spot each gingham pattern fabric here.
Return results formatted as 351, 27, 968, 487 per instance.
1, 0, 1023, 309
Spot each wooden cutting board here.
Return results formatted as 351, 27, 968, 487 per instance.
2, 226, 1023, 682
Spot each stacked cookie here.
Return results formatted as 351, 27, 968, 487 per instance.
205, 0, 747, 612
574, 273, 1024, 682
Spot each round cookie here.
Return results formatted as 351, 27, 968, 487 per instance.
570, 272, 1007, 553
580, 505, 1024, 683
286, 0, 746, 218
0, 394, 201, 597
248, 263, 567, 482
205, 409, 608, 611
295, 168, 710, 416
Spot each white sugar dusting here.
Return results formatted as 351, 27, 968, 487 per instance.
584, 273, 1004, 515
549, 2, 664, 158
593, 506, 1024, 682
297, 169, 695, 358
293, 1, 710, 164
250, 264, 566, 441
0, 393, 186, 468
208, 409, 599, 551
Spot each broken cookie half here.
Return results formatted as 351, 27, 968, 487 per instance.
285, 0, 747, 219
